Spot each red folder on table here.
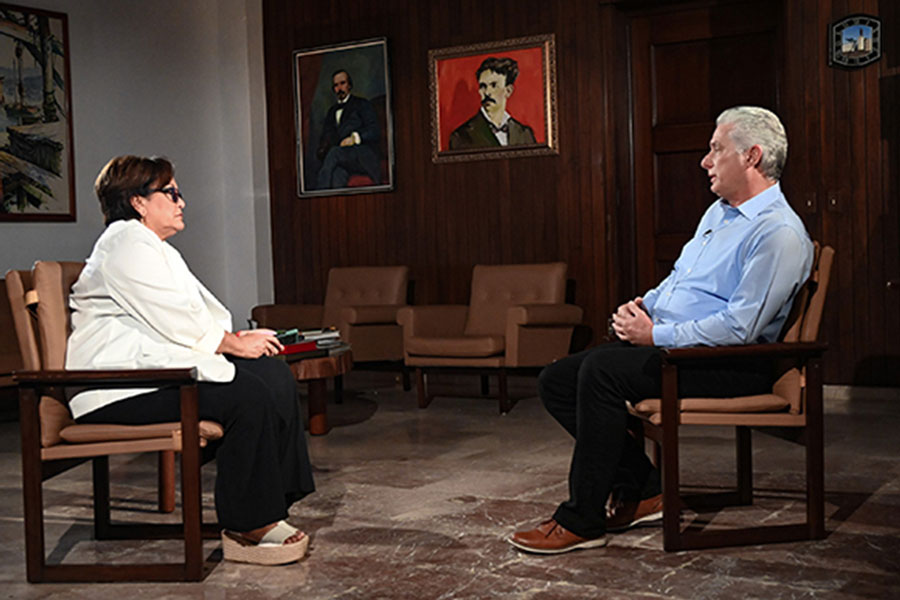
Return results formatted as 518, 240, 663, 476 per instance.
279, 341, 322, 356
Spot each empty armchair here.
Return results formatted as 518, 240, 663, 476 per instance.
397, 262, 583, 413
252, 266, 409, 364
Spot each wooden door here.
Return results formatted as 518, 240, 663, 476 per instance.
628, 0, 782, 291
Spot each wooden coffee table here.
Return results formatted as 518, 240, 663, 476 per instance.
285, 349, 352, 435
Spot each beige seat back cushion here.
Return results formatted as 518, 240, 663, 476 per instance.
32, 261, 85, 447
464, 262, 567, 337
5, 269, 40, 372
321, 266, 408, 328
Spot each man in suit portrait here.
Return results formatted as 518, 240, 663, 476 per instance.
316, 69, 381, 189
448, 57, 537, 150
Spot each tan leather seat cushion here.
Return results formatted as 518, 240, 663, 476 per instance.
633, 394, 791, 425
60, 420, 224, 443
406, 335, 504, 357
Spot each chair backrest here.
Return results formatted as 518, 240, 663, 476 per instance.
16, 261, 85, 447
4, 269, 39, 372
0, 278, 25, 382
464, 262, 567, 337
773, 243, 834, 414
33, 261, 85, 369
321, 266, 409, 328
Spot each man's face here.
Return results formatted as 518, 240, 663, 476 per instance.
478, 70, 512, 113
332, 72, 351, 101
700, 123, 749, 202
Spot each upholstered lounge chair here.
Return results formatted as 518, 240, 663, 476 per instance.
397, 262, 583, 413
252, 265, 411, 388
628, 243, 834, 551
7, 261, 223, 582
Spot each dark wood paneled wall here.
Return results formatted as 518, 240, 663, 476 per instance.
778, 0, 899, 385
262, 0, 899, 385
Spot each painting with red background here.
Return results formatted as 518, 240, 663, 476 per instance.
437, 46, 546, 150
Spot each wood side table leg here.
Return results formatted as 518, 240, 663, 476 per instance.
307, 378, 330, 435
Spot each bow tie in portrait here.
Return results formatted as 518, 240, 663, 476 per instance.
489, 122, 509, 134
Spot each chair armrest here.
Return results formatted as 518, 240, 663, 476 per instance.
13, 368, 198, 388
251, 304, 323, 329
507, 303, 583, 326
397, 305, 468, 337
341, 304, 407, 325
661, 342, 828, 363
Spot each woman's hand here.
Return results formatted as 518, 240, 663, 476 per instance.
217, 329, 284, 358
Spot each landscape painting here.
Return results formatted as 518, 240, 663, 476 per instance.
0, 4, 74, 221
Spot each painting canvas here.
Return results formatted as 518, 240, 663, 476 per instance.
293, 37, 394, 197
429, 34, 558, 163
0, 3, 74, 221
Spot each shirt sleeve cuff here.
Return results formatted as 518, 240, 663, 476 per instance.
651, 323, 674, 347
194, 325, 226, 355
352, 131, 361, 145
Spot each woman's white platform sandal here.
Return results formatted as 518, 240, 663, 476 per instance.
222, 520, 309, 565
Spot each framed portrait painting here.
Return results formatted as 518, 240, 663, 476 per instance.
293, 37, 395, 197
0, 3, 75, 222
429, 34, 558, 163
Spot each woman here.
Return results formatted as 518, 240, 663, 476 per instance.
66, 155, 314, 565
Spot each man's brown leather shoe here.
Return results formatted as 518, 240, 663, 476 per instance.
606, 493, 663, 532
508, 519, 608, 554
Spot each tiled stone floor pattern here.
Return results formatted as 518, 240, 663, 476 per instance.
0, 373, 897, 598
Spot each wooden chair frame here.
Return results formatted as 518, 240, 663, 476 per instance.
630, 243, 833, 551
16, 367, 220, 583
635, 342, 827, 551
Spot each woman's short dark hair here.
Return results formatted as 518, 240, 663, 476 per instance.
95, 155, 174, 225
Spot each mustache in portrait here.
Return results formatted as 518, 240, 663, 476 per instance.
480, 95, 495, 108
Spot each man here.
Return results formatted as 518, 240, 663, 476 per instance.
509, 106, 813, 554
316, 69, 381, 189
448, 57, 537, 150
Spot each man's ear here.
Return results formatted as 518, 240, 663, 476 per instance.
747, 145, 763, 169
505, 84, 514, 98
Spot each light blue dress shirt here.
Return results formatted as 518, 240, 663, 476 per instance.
642, 182, 813, 348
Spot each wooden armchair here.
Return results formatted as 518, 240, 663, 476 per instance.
397, 262, 583, 413
628, 243, 834, 551
6, 261, 223, 582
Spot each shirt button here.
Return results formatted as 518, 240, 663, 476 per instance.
687, 268, 692, 273
702, 241, 708, 246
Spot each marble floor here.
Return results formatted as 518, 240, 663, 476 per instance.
0, 373, 898, 599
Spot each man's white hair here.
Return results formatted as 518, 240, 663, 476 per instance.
716, 106, 788, 181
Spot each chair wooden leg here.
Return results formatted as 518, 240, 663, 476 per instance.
334, 374, 344, 404
416, 368, 432, 408
401, 367, 411, 391
660, 362, 683, 551
158, 450, 176, 513
497, 369, 511, 414
806, 359, 826, 539
736, 426, 752, 505
179, 384, 204, 581
19, 387, 47, 583
92, 456, 112, 539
